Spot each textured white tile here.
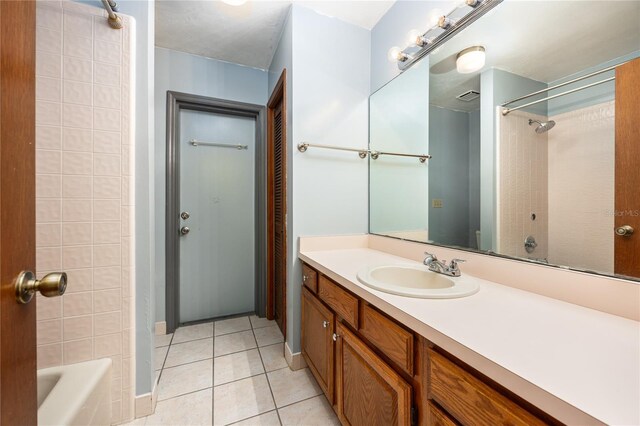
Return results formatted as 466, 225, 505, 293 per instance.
94, 176, 121, 199
230, 411, 280, 426
63, 80, 92, 105
215, 330, 257, 357
36, 294, 62, 320
146, 388, 212, 426
63, 315, 93, 340
94, 39, 121, 64
93, 107, 121, 131
93, 131, 120, 153
93, 244, 121, 267
164, 337, 213, 368
37, 126, 62, 150
94, 311, 122, 336
65, 268, 93, 293
94, 84, 121, 109
63, 338, 93, 364
63, 128, 92, 152
37, 76, 62, 102
63, 10, 93, 38
215, 316, 251, 336
62, 222, 92, 245
37, 199, 62, 223
63, 291, 93, 317
93, 15, 122, 43
63, 245, 93, 269
36, 149, 62, 175
36, 51, 62, 78
250, 315, 275, 330
63, 151, 93, 175
37, 319, 62, 345
63, 56, 92, 83
94, 153, 121, 176
37, 5, 62, 31
254, 325, 284, 347
36, 247, 62, 271
94, 62, 120, 86
38, 343, 63, 369
93, 266, 121, 290
37, 27, 62, 54
267, 368, 322, 408
258, 343, 287, 372
93, 222, 120, 244
157, 359, 213, 401
94, 288, 121, 313
63, 103, 92, 128
278, 395, 340, 426
93, 200, 120, 221
213, 375, 275, 425
62, 175, 92, 198
36, 222, 62, 248
94, 332, 122, 357
172, 322, 214, 344
62, 199, 92, 222
214, 348, 264, 386
36, 101, 62, 126
63, 32, 92, 60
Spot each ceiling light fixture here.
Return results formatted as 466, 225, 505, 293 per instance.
221, 0, 247, 6
456, 46, 486, 74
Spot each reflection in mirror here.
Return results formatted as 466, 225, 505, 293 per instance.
369, 1, 640, 280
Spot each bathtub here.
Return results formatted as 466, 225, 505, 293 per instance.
38, 358, 112, 426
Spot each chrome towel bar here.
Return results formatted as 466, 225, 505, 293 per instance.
297, 142, 430, 163
190, 140, 248, 150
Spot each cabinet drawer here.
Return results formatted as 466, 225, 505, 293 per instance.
428, 402, 457, 426
318, 275, 359, 328
302, 264, 318, 293
428, 349, 546, 426
359, 303, 414, 375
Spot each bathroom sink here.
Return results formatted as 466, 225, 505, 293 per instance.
357, 265, 479, 298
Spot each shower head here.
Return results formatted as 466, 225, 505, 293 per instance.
528, 119, 556, 134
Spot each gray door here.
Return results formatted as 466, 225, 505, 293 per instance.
179, 109, 256, 323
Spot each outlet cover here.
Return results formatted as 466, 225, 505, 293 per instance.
432, 199, 443, 208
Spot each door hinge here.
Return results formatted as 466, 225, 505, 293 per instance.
411, 406, 417, 426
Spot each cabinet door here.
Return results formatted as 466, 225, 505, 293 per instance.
302, 287, 335, 401
335, 322, 412, 426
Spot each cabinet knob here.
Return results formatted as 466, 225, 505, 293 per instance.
303, 275, 307, 283
332, 333, 339, 342
323, 320, 329, 328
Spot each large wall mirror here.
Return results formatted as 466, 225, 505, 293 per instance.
369, 1, 640, 280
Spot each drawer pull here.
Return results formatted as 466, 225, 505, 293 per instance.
333, 333, 340, 342
323, 320, 329, 328
303, 275, 308, 283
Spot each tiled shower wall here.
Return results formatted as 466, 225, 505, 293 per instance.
34, 1, 135, 423
548, 101, 615, 273
497, 110, 549, 260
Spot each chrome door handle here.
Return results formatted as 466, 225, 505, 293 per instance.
16, 271, 67, 304
615, 225, 634, 236
180, 226, 190, 236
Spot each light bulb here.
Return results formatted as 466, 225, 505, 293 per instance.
427, 9, 443, 28
387, 46, 408, 62
456, 46, 486, 74
407, 29, 422, 46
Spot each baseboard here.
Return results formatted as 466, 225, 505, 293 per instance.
155, 321, 167, 335
134, 374, 159, 418
284, 341, 307, 370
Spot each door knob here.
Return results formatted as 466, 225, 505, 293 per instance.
180, 226, 190, 236
15, 271, 67, 304
615, 225, 634, 237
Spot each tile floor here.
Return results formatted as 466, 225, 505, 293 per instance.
126, 315, 340, 426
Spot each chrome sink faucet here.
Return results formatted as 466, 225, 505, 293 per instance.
423, 252, 465, 277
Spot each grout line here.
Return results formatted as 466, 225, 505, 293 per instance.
276, 393, 324, 411
224, 409, 278, 426
155, 386, 213, 404
251, 326, 283, 426
214, 327, 253, 338
168, 335, 214, 346
163, 356, 213, 370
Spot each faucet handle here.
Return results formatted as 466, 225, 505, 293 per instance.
449, 258, 466, 269
424, 251, 438, 260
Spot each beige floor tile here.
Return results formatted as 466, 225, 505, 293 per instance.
267, 368, 321, 408
214, 348, 265, 386
154, 333, 173, 348
120, 416, 147, 426
249, 315, 275, 330
155, 346, 169, 371
213, 375, 275, 425
172, 322, 213, 344
254, 325, 284, 347
157, 359, 212, 401
145, 388, 212, 426
278, 395, 339, 425
164, 338, 213, 368
258, 343, 288, 372
215, 330, 257, 357
230, 410, 280, 426
215, 316, 251, 336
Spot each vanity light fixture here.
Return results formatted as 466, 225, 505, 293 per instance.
438, 16, 453, 29
456, 46, 486, 74
387, 46, 410, 63
221, 0, 247, 6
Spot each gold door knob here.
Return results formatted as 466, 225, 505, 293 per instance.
615, 225, 634, 237
15, 271, 67, 304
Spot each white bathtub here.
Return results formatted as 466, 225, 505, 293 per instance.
38, 358, 112, 426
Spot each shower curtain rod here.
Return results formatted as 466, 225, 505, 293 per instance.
501, 59, 629, 109
501, 76, 614, 116
189, 140, 248, 150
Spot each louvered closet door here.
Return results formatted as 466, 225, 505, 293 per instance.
273, 102, 286, 334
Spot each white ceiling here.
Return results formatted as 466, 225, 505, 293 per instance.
155, 1, 395, 70
428, 1, 640, 112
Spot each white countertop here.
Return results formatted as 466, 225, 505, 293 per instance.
299, 247, 640, 425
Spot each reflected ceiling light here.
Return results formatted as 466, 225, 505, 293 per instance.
407, 29, 433, 47
221, 0, 247, 5
387, 46, 409, 63
456, 46, 485, 74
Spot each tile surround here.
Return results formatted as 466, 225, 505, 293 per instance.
35, 1, 134, 423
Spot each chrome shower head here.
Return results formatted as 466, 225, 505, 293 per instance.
528, 119, 556, 134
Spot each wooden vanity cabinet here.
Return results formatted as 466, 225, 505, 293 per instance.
302, 287, 335, 401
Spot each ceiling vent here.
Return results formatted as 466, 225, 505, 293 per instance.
456, 90, 480, 102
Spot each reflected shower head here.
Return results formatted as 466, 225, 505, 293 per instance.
528, 119, 556, 134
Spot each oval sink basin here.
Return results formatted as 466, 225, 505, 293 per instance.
357, 264, 479, 299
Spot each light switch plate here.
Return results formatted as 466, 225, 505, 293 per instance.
432, 199, 443, 208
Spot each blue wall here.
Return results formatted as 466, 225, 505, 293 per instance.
154, 47, 268, 323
